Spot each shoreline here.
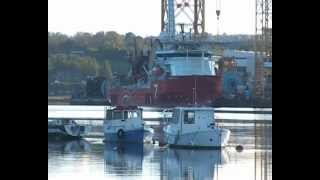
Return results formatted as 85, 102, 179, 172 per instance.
48, 96, 272, 108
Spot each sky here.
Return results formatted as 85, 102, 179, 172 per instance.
48, 0, 255, 37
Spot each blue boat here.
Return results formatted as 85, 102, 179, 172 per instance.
103, 106, 144, 143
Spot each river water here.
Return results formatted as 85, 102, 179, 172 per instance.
48, 106, 272, 180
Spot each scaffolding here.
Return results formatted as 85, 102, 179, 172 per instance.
161, 0, 206, 37
254, 0, 272, 99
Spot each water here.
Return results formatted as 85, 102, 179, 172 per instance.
48, 106, 272, 180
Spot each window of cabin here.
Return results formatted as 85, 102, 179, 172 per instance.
184, 111, 195, 124
106, 110, 113, 120
124, 111, 128, 119
126, 111, 138, 119
127, 111, 132, 119
113, 111, 123, 119
132, 112, 138, 118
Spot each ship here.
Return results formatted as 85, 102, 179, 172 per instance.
108, 34, 223, 107
67, 0, 271, 108
107, 0, 224, 107
71, 0, 223, 107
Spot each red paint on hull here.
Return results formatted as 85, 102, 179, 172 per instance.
109, 75, 222, 107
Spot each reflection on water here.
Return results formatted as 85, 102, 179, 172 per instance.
48, 139, 92, 153
48, 107, 272, 180
161, 149, 228, 180
48, 131, 271, 180
104, 142, 144, 176
102, 143, 230, 180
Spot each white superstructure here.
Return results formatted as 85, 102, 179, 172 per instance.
163, 107, 230, 148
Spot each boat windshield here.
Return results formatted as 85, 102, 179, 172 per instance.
106, 110, 139, 120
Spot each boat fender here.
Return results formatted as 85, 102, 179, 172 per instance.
117, 129, 125, 138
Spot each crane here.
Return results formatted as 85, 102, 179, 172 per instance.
254, 0, 272, 99
161, 0, 206, 39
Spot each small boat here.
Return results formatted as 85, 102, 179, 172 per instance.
163, 107, 230, 148
103, 106, 144, 143
48, 119, 90, 140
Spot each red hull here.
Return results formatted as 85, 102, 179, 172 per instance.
109, 75, 222, 107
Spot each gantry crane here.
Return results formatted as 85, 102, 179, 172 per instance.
254, 0, 272, 99
161, 0, 206, 39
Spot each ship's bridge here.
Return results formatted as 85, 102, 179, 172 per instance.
155, 50, 217, 76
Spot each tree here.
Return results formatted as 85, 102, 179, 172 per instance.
104, 31, 124, 50
98, 60, 113, 80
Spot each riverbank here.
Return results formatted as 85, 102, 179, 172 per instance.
48, 96, 70, 105
48, 96, 272, 108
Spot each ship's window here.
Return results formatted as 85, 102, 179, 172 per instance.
184, 111, 195, 124
168, 59, 216, 76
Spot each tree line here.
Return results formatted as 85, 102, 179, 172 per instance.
48, 31, 152, 82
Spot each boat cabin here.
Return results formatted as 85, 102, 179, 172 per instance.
103, 106, 145, 143
166, 107, 216, 133
155, 50, 217, 76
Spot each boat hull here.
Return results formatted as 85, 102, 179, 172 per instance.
164, 128, 230, 148
104, 129, 144, 143
48, 123, 88, 140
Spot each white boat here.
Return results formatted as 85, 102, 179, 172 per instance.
163, 107, 230, 148
48, 119, 90, 140
103, 106, 144, 143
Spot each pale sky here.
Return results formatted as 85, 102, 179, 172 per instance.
48, 0, 255, 37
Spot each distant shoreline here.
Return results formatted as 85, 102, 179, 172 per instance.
48, 96, 271, 108
48, 96, 70, 105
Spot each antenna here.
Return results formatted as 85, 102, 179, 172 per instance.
216, 0, 221, 39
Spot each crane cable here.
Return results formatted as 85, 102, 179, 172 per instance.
216, 0, 221, 40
